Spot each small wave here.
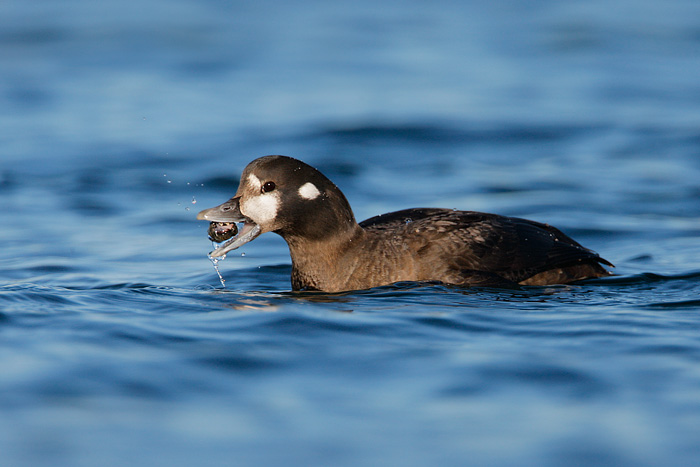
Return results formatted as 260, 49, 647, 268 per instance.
644, 299, 700, 310
306, 121, 605, 145
585, 270, 700, 286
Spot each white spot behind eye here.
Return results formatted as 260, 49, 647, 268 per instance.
298, 182, 321, 200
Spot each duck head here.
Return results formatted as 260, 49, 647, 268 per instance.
197, 155, 356, 257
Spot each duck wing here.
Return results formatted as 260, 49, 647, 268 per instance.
361, 208, 612, 285
360, 208, 453, 230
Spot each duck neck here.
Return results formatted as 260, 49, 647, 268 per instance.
283, 224, 367, 292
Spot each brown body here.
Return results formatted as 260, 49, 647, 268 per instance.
287, 208, 611, 292
198, 156, 612, 292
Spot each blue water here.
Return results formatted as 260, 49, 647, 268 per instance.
2, 0, 700, 465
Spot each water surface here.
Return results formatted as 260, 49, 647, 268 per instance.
2, 0, 700, 465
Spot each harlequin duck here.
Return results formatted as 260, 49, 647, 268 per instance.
197, 155, 613, 292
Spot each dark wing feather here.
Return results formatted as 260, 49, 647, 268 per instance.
361, 208, 612, 284
360, 208, 449, 230
508, 216, 613, 267
488, 216, 611, 282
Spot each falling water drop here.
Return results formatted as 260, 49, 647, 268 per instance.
209, 255, 226, 288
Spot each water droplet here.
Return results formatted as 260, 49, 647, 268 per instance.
191, 197, 197, 204
209, 255, 226, 288
241, 252, 246, 257
404, 218, 413, 224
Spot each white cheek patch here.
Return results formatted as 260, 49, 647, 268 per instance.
298, 182, 321, 200
240, 192, 280, 226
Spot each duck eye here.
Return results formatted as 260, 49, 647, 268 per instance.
261, 181, 276, 193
